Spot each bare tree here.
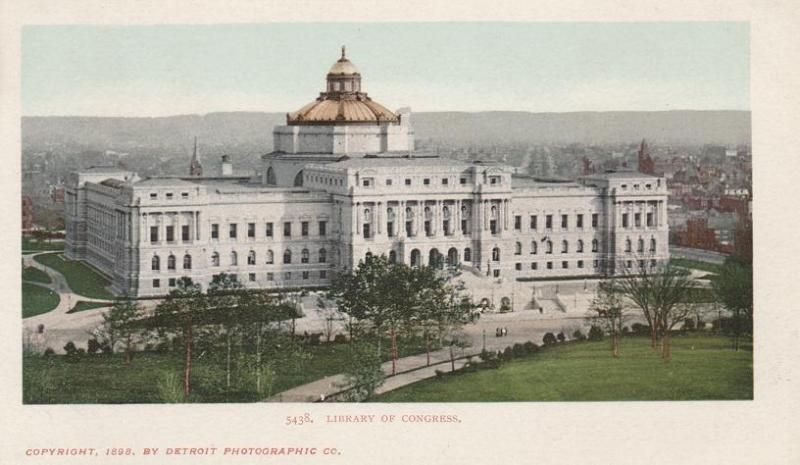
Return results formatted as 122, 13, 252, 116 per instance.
588, 282, 629, 357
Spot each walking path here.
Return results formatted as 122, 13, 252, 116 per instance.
22, 252, 114, 352
267, 312, 590, 402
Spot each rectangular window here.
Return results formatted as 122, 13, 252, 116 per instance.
576, 214, 584, 229
461, 219, 468, 235
578, 260, 584, 269
149, 193, 157, 200
320, 270, 327, 279
249, 273, 256, 282
647, 212, 654, 227
169, 278, 176, 287
442, 178, 448, 185
561, 214, 568, 229
514, 215, 522, 230
515, 263, 522, 271
166, 226, 174, 242
229, 223, 237, 239
284, 271, 291, 281
266, 272, 274, 281
284, 222, 292, 237
266, 222, 273, 238
302, 271, 309, 280
490, 220, 497, 235
423, 178, 431, 185
181, 192, 189, 199
493, 269, 500, 277
152, 279, 160, 288
622, 213, 629, 228
634, 213, 641, 227
211, 223, 219, 239
592, 213, 598, 228
593, 260, 599, 268
530, 215, 538, 230
424, 221, 432, 237
150, 226, 159, 243
490, 176, 500, 185
460, 177, 467, 185
166, 193, 173, 200
319, 221, 327, 236
387, 222, 394, 237
545, 215, 553, 229
248, 222, 255, 238
301, 221, 309, 237
562, 261, 569, 269
385, 179, 392, 186
181, 225, 190, 242
546, 261, 553, 270
363, 223, 372, 238
443, 220, 450, 236
362, 178, 372, 187
405, 178, 412, 186
531, 262, 538, 270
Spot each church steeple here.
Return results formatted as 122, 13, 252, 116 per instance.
189, 136, 203, 176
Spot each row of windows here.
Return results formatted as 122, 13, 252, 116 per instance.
361, 176, 474, 188
150, 225, 191, 243
512, 239, 604, 256
209, 221, 327, 240
621, 212, 656, 228
148, 192, 190, 200
151, 270, 329, 288
514, 213, 600, 231
209, 248, 328, 266
151, 254, 192, 271
512, 258, 658, 272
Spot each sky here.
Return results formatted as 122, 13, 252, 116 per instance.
21, 22, 749, 117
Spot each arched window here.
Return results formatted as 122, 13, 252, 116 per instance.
293, 170, 304, 187
167, 254, 176, 270
318, 248, 327, 263
546, 240, 553, 254
443, 206, 451, 219
429, 249, 442, 268
424, 206, 432, 220
625, 239, 632, 252
283, 249, 292, 264
211, 252, 220, 267
492, 247, 500, 261
561, 240, 569, 253
592, 239, 599, 252
183, 254, 192, 270
230, 251, 238, 266
301, 248, 309, 264
577, 240, 584, 253
515, 242, 522, 255
410, 249, 421, 267
490, 205, 498, 219
247, 250, 256, 265
388, 250, 397, 263
464, 248, 472, 262
637, 238, 645, 253
151, 255, 160, 271
266, 249, 274, 264
531, 241, 538, 254
266, 167, 276, 185
650, 238, 657, 253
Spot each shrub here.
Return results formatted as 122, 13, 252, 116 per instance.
512, 343, 527, 358
523, 341, 538, 354
157, 372, 185, 403
434, 369, 444, 378
87, 338, 102, 354
542, 332, 557, 345
557, 332, 566, 342
43, 347, 55, 357
333, 334, 347, 344
697, 320, 707, 330
572, 329, 586, 341
683, 318, 696, 331
63, 341, 78, 356
308, 333, 322, 346
588, 325, 604, 341
631, 323, 650, 335
502, 346, 514, 360
622, 326, 630, 334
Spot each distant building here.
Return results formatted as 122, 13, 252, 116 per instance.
22, 196, 33, 231
638, 139, 655, 175
51, 185, 65, 204
189, 137, 203, 176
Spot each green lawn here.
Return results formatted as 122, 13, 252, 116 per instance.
22, 236, 65, 252
33, 253, 114, 299
22, 266, 51, 284
376, 334, 753, 401
67, 300, 112, 314
22, 282, 60, 318
22, 333, 439, 404
670, 258, 723, 274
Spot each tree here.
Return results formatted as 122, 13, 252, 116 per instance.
588, 282, 628, 357
341, 340, 385, 402
612, 261, 698, 361
207, 273, 244, 392
712, 257, 753, 351
144, 277, 205, 398
100, 298, 144, 365
315, 296, 341, 343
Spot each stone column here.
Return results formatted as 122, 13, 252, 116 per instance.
484, 200, 489, 230
377, 202, 383, 235
503, 199, 510, 231
434, 200, 442, 235
355, 202, 361, 236
398, 201, 405, 238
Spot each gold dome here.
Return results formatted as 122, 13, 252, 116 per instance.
287, 47, 399, 125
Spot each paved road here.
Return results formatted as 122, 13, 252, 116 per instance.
670, 246, 728, 265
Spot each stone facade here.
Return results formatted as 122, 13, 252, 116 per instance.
64, 51, 669, 299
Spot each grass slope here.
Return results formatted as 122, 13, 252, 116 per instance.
377, 335, 752, 402
22, 282, 60, 318
22, 266, 51, 284
34, 253, 114, 299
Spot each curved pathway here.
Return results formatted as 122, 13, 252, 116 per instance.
22, 252, 113, 353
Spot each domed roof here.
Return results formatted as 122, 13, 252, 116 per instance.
287, 47, 399, 125
328, 46, 360, 75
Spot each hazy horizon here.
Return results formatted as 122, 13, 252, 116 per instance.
22, 23, 749, 117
